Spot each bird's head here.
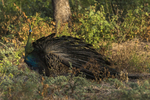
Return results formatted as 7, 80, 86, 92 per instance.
25, 24, 34, 57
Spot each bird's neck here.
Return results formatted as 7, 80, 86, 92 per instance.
25, 32, 34, 57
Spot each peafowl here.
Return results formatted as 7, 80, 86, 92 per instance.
24, 26, 119, 79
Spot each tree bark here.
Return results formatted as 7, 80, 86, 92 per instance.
52, 0, 71, 33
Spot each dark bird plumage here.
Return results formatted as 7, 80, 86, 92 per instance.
25, 28, 118, 79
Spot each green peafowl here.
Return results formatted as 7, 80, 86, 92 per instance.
24, 26, 119, 79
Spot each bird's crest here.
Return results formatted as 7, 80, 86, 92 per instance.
29, 23, 32, 32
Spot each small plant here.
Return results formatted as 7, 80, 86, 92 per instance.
118, 80, 150, 99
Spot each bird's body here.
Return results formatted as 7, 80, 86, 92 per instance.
25, 29, 118, 79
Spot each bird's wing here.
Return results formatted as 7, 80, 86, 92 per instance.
32, 35, 118, 78
43, 36, 111, 67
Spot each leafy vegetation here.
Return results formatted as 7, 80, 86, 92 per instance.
0, 0, 150, 99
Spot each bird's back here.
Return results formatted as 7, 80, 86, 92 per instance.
30, 33, 118, 78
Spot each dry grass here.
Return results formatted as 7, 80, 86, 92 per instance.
106, 38, 150, 73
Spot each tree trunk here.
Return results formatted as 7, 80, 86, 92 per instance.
52, 0, 71, 33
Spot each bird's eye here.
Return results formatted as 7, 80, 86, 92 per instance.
29, 29, 32, 32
